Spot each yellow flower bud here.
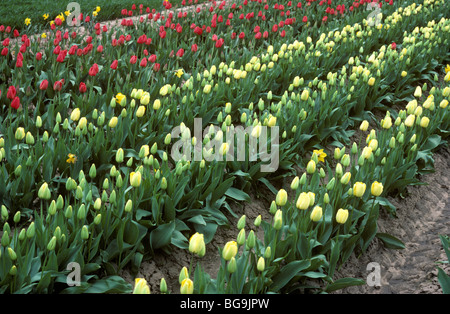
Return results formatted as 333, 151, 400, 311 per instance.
404, 114, 415, 127
306, 160, 316, 174
336, 208, 349, 224
371, 181, 383, 197
38, 182, 51, 200
136, 105, 146, 117
296, 192, 310, 210
129, 171, 142, 188
310, 206, 323, 222
133, 278, 150, 294
360, 120, 369, 131
109, 116, 118, 128
420, 116, 430, 128
189, 232, 205, 257
353, 182, 366, 197
257, 257, 265, 272
275, 189, 288, 206
70, 108, 81, 121
368, 77, 376, 86
222, 241, 238, 261
180, 278, 194, 294
15, 127, 26, 141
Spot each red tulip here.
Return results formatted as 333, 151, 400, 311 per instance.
97, 45, 103, 53
153, 63, 160, 72
53, 80, 63, 91
36, 52, 42, 60
1, 47, 7, 56
89, 63, 99, 76
176, 48, 184, 58
140, 57, 147, 67
303, 16, 308, 23
391, 42, 397, 50
238, 32, 245, 39
194, 26, 203, 35
111, 59, 118, 70
191, 43, 198, 52
130, 55, 137, 64
79, 82, 87, 93
39, 80, 49, 90
7, 86, 16, 100
11, 97, 20, 110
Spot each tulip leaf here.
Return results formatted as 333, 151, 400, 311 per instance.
149, 221, 175, 251
225, 187, 250, 202
325, 277, 366, 293
376, 232, 405, 250
270, 260, 311, 292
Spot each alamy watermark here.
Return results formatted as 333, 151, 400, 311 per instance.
170, 118, 279, 173
366, 2, 383, 27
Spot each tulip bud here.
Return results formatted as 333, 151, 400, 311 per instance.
336, 209, 349, 224
179, 266, 189, 285
15, 127, 26, 140
180, 278, 194, 294
310, 206, 323, 222
47, 236, 57, 251
237, 228, 246, 246
246, 230, 256, 249
160, 278, 168, 294
133, 278, 150, 294
257, 257, 265, 272
273, 209, 283, 230
371, 181, 383, 197
353, 182, 366, 197
340, 172, 351, 185
129, 171, 142, 188
222, 241, 238, 261
125, 199, 133, 213
227, 257, 237, 273
116, 148, 124, 163
276, 189, 288, 206
81, 225, 89, 240
306, 160, 316, 174
94, 214, 102, 225
38, 182, 51, 200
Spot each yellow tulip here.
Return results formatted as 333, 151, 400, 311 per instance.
133, 278, 150, 294
189, 232, 205, 257
129, 171, 142, 188
296, 192, 310, 210
276, 189, 288, 206
180, 278, 194, 294
222, 241, 238, 261
310, 206, 323, 222
336, 208, 349, 224
70, 108, 81, 121
371, 181, 383, 197
353, 182, 366, 197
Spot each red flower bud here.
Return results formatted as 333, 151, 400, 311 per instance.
79, 82, 87, 93
39, 79, 49, 90
11, 97, 20, 109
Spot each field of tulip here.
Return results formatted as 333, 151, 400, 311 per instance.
0, 0, 449, 295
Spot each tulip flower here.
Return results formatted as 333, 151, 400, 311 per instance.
180, 278, 194, 294
222, 241, 238, 261
371, 181, 383, 197
133, 278, 151, 294
189, 232, 205, 257
39, 80, 48, 90
276, 189, 288, 206
79, 82, 87, 93
336, 209, 349, 224
296, 192, 310, 210
129, 171, 142, 188
310, 206, 323, 222
353, 182, 366, 197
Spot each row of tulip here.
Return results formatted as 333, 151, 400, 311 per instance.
145, 73, 450, 293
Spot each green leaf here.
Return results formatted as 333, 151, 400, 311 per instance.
376, 232, 405, 249
325, 277, 366, 293
149, 221, 175, 251
225, 187, 250, 202
437, 267, 450, 294
270, 260, 311, 292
